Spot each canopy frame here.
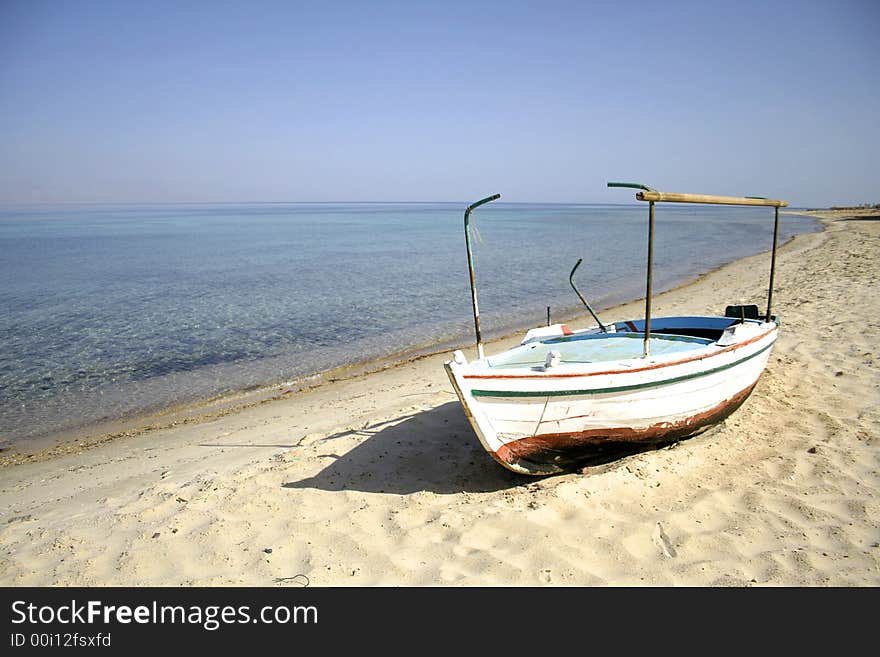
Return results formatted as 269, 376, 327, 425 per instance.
607, 182, 788, 357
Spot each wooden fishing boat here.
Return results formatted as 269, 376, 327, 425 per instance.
444, 183, 788, 475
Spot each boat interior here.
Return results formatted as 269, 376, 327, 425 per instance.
482, 314, 764, 371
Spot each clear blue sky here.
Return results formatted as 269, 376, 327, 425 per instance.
1, 0, 877, 206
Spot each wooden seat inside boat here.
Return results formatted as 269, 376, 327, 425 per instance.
484, 332, 712, 370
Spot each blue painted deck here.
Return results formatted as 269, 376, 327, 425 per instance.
485, 332, 712, 370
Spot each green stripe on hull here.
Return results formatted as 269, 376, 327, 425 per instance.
470, 341, 775, 398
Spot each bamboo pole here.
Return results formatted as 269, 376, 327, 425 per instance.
636, 191, 788, 207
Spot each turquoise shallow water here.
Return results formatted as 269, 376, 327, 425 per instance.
0, 202, 819, 446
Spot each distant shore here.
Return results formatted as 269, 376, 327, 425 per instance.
1, 207, 877, 586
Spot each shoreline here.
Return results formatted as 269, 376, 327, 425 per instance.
1, 212, 824, 467
1, 207, 877, 586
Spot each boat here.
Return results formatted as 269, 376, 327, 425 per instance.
444, 182, 788, 475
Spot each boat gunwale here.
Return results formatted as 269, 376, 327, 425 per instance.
483, 331, 712, 371
460, 322, 777, 380
468, 339, 775, 398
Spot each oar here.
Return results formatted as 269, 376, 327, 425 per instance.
569, 258, 608, 333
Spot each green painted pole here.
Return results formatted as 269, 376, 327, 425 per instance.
569, 258, 608, 332
464, 193, 501, 359
607, 181, 655, 192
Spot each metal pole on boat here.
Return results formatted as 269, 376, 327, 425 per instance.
765, 205, 779, 322
606, 182, 657, 355
569, 258, 608, 332
464, 193, 501, 360
644, 200, 655, 357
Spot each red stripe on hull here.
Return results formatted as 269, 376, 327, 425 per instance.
492, 382, 758, 475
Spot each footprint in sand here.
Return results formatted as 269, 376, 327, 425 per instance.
652, 522, 677, 558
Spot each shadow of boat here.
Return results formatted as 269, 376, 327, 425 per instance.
282, 401, 668, 494
282, 402, 525, 494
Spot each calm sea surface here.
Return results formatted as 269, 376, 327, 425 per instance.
0, 202, 819, 447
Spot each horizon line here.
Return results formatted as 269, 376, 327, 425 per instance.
0, 200, 650, 207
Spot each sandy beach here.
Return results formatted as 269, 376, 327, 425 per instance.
1, 208, 877, 586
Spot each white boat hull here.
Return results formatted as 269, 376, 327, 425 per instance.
445, 318, 777, 475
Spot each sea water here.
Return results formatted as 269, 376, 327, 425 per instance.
0, 202, 820, 447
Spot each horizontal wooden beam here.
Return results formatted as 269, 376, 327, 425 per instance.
636, 191, 788, 207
